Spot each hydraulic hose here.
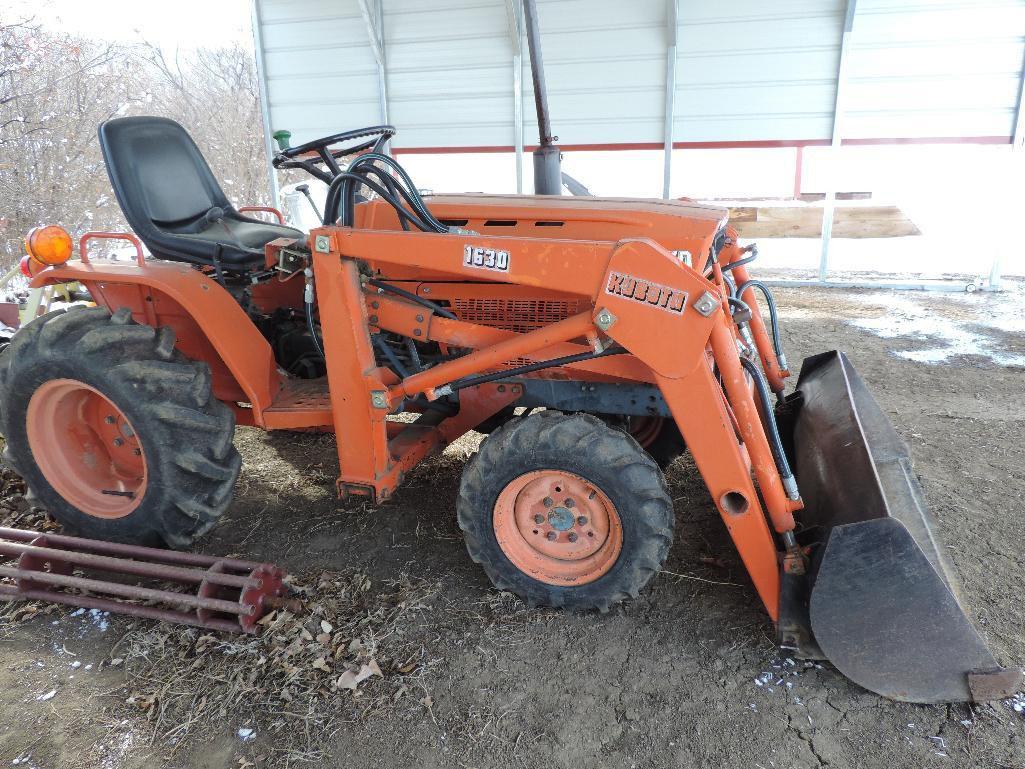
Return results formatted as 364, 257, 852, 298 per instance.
736, 279, 787, 370
727, 296, 751, 317
347, 153, 449, 233
739, 357, 798, 499
721, 252, 757, 273
373, 335, 411, 379
323, 172, 431, 231
366, 278, 459, 320
445, 346, 625, 392
351, 162, 446, 233
304, 291, 325, 360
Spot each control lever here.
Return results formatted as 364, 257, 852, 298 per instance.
295, 184, 323, 222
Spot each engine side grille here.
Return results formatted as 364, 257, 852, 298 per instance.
451, 298, 583, 335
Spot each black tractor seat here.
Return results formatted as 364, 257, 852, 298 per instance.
99, 116, 302, 271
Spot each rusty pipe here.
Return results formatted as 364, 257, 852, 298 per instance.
0, 527, 269, 572
0, 566, 251, 615
0, 583, 243, 633
0, 541, 260, 589
0, 527, 287, 633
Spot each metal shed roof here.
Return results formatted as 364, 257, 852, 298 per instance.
252, 0, 1025, 153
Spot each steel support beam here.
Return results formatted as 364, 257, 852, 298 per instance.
1013, 44, 1025, 150
357, 0, 390, 131
991, 45, 1025, 290
506, 0, 524, 193
662, 0, 679, 199
249, 0, 280, 207
818, 0, 857, 281
762, 278, 979, 293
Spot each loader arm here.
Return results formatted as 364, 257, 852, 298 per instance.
313, 225, 797, 618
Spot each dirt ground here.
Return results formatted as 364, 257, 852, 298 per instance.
1, 282, 1024, 769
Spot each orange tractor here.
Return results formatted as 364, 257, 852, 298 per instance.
1, 113, 1019, 704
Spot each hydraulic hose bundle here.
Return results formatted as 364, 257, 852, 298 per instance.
323, 152, 450, 233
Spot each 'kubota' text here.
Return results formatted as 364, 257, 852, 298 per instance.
605, 272, 688, 314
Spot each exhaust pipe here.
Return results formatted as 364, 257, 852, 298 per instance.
522, 0, 562, 195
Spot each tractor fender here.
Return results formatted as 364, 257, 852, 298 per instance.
32, 260, 281, 425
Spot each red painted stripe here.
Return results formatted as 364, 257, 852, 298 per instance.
391, 136, 1012, 155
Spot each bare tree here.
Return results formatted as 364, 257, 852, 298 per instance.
134, 42, 270, 211
0, 16, 270, 269
0, 17, 140, 264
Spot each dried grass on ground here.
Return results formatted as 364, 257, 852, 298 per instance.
0, 460, 447, 765
109, 571, 441, 765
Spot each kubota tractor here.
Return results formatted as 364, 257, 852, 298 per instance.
1, 113, 1019, 704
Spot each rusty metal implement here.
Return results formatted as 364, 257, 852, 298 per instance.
0, 527, 287, 633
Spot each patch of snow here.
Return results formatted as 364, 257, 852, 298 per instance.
87, 609, 111, 632
1006, 691, 1025, 715
849, 293, 1025, 368
36, 690, 56, 701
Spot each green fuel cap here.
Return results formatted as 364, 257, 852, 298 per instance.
271, 129, 292, 151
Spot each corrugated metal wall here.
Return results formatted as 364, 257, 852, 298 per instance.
845, 0, 1025, 139
254, 0, 1025, 149
674, 0, 846, 143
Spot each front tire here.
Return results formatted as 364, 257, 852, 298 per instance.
0, 307, 241, 547
457, 411, 674, 611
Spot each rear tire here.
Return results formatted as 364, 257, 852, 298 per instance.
624, 416, 685, 469
0, 306, 240, 547
457, 411, 673, 611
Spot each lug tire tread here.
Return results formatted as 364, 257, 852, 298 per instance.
457, 411, 674, 611
0, 307, 240, 547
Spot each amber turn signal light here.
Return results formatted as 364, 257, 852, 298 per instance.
25, 225, 74, 267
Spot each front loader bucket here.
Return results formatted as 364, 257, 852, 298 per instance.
781, 351, 1021, 703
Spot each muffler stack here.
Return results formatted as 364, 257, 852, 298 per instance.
781, 351, 1021, 703
0, 527, 286, 633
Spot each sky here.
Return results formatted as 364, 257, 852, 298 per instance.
3, 0, 252, 50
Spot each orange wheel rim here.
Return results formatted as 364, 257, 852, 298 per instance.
629, 416, 662, 449
26, 379, 147, 519
493, 470, 622, 586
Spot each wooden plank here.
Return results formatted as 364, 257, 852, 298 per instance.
728, 205, 920, 239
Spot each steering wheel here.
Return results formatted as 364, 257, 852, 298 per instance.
272, 125, 396, 184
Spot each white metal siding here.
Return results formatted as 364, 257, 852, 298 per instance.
253, 0, 1025, 149
259, 0, 381, 144
673, 0, 846, 143
385, 0, 513, 148
844, 0, 1025, 139
524, 0, 668, 145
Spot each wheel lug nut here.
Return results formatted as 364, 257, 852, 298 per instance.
577, 516, 588, 526
546, 531, 557, 541
533, 514, 545, 524
564, 498, 574, 508
543, 497, 553, 507
567, 532, 578, 542
112, 437, 124, 447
